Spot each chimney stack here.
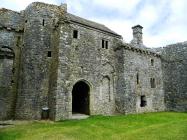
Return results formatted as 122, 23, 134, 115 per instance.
131, 25, 143, 47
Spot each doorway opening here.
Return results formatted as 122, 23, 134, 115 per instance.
72, 81, 90, 115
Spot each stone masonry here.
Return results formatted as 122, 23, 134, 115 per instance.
0, 2, 186, 121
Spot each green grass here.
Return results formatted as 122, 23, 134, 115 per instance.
0, 112, 187, 140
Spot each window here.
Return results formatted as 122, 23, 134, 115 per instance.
12, 68, 15, 74
102, 40, 105, 48
42, 19, 45, 26
151, 59, 154, 66
47, 51, 52, 57
150, 78, 156, 88
102, 39, 108, 49
105, 41, 108, 49
73, 30, 78, 38
136, 73, 139, 84
140, 95, 147, 107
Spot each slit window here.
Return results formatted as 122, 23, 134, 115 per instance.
47, 51, 52, 57
136, 73, 139, 84
150, 78, 156, 88
140, 95, 147, 107
42, 19, 45, 26
151, 59, 154, 66
73, 30, 78, 39
101, 39, 109, 49
102, 40, 105, 48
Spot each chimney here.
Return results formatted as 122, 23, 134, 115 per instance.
131, 25, 143, 46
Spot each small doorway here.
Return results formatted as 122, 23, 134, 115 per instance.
72, 81, 90, 115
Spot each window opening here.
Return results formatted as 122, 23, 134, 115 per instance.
140, 95, 147, 107
150, 78, 156, 88
151, 59, 154, 66
73, 30, 78, 38
47, 51, 52, 57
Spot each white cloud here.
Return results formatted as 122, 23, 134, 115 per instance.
135, 5, 159, 28
92, 0, 141, 14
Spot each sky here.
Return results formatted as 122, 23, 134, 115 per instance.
1, 0, 187, 48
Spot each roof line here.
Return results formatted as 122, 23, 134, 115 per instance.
115, 43, 161, 57
69, 19, 122, 38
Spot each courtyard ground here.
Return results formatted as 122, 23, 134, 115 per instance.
0, 112, 187, 140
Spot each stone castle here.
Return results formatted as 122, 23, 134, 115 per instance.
0, 2, 186, 121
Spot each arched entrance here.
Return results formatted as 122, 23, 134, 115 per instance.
72, 81, 90, 115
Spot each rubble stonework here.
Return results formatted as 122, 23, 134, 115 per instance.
0, 2, 186, 121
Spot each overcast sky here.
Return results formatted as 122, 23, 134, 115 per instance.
1, 0, 187, 48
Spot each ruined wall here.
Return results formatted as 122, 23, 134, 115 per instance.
15, 2, 64, 120
0, 9, 23, 120
115, 45, 165, 114
160, 42, 187, 112
55, 18, 122, 120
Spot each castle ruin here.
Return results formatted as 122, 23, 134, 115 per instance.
0, 2, 186, 121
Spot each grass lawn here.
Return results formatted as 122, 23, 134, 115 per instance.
0, 112, 187, 140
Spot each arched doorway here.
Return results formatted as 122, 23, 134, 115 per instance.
72, 81, 90, 115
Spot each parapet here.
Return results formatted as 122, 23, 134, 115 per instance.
0, 8, 24, 31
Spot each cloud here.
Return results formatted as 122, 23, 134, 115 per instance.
1, 0, 187, 48
92, 0, 142, 15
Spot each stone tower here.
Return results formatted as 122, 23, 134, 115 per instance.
15, 2, 66, 120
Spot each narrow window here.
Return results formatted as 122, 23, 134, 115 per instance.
73, 30, 78, 38
105, 41, 108, 49
140, 95, 147, 107
102, 39, 105, 48
101, 39, 109, 49
136, 73, 139, 84
25, 20, 27, 23
150, 78, 156, 88
12, 68, 15, 74
42, 19, 45, 26
151, 59, 154, 66
47, 51, 52, 57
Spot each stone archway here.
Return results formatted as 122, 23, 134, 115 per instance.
72, 81, 90, 115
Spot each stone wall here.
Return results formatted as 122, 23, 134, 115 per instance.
115, 45, 165, 114
0, 53, 14, 120
15, 2, 65, 120
0, 9, 23, 120
55, 19, 122, 120
159, 42, 187, 111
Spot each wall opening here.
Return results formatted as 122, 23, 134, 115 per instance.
136, 73, 139, 84
73, 30, 78, 39
102, 39, 105, 48
47, 51, 52, 57
150, 78, 156, 88
42, 19, 45, 26
72, 81, 90, 115
140, 95, 147, 107
151, 59, 154, 66
102, 39, 109, 49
